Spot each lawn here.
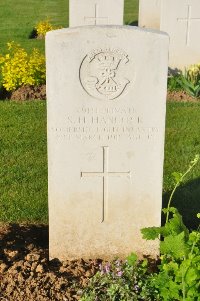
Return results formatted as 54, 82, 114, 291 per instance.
0, 0, 199, 229
163, 102, 200, 229
0, 0, 139, 54
0, 101, 47, 223
0, 101, 199, 228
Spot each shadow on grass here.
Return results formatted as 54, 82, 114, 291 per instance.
125, 20, 138, 26
0, 86, 11, 100
29, 28, 37, 39
162, 177, 200, 230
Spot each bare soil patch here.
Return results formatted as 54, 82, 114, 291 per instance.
10, 85, 46, 101
0, 224, 101, 301
1, 85, 200, 102
167, 90, 199, 102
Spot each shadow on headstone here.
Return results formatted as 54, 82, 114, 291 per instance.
162, 177, 200, 230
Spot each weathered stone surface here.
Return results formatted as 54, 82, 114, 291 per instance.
161, 0, 200, 71
139, 0, 161, 29
69, 0, 124, 27
46, 26, 169, 261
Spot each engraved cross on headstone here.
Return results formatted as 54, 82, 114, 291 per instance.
177, 5, 200, 46
81, 146, 131, 223
84, 4, 108, 25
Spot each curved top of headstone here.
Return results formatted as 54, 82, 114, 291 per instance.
46, 25, 168, 39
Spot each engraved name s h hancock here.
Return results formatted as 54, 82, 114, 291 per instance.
177, 5, 200, 46
81, 146, 131, 223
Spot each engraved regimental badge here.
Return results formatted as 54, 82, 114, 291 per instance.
79, 49, 131, 101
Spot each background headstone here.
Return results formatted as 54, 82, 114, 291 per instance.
139, 0, 161, 29
69, 0, 124, 27
46, 26, 169, 261
161, 0, 200, 71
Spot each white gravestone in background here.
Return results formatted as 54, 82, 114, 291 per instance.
69, 0, 124, 27
46, 26, 169, 261
139, 0, 161, 29
161, 0, 200, 71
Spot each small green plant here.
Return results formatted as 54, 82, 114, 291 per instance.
176, 75, 200, 98
0, 42, 46, 91
35, 19, 62, 39
80, 257, 159, 301
168, 63, 200, 98
169, 64, 200, 98
167, 74, 183, 92
142, 154, 200, 301
81, 155, 200, 301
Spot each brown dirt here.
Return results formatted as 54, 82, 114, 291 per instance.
167, 90, 199, 102
0, 224, 101, 301
0, 85, 199, 102
10, 85, 46, 101
13, 88, 196, 103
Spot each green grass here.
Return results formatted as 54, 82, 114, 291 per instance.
0, 0, 69, 54
164, 102, 200, 189
0, 101, 199, 226
124, 0, 139, 25
0, 0, 138, 54
163, 102, 200, 229
0, 101, 47, 223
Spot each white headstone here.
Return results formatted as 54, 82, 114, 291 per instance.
69, 0, 124, 27
139, 0, 161, 29
161, 0, 200, 71
46, 26, 169, 261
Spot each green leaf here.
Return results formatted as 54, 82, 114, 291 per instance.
172, 171, 183, 184
141, 226, 161, 240
126, 252, 137, 266
160, 232, 188, 259
162, 261, 179, 273
163, 207, 178, 215
185, 266, 199, 285
162, 208, 189, 237
153, 272, 181, 300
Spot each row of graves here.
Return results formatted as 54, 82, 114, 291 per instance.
46, 0, 198, 261
139, 0, 200, 71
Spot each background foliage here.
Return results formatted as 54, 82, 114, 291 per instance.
0, 0, 139, 54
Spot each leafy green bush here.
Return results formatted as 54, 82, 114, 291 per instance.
142, 209, 200, 301
81, 155, 200, 301
0, 42, 46, 91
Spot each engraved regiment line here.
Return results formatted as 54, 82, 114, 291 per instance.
81, 146, 131, 223
177, 5, 200, 46
84, 4, 108, 25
